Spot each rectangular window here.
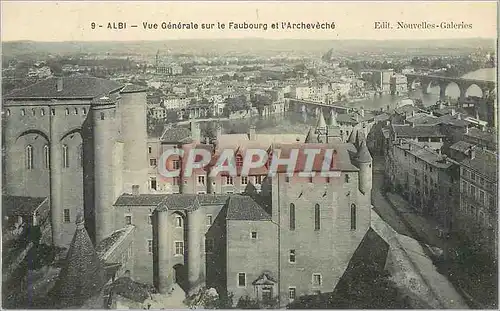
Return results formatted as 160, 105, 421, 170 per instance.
351, 204, 357, 230
313, 274, 322, 286
471, 172, 476, 182
150, 158, 157, 166
125, 215, 132, 225
290, 203, 295, 231
479, 190, 485, 204
289, 250, 296, 263
251, 231, 257, 239
225, 175, 234, 185
148, 146, 152, 154
198, 175, 205, 185
241, 176, 248, 185
206, 215, 213, 226
146, 239, 153, 254
314, 204, 320, 231
289, 287, 296, 301
63, 209, 70, 223
173, 176, 180, 186
175, 241, 184, 256
205, 238, 214, 254
175, 216, 183, 228
285, 176, 290, 183
344, 174, 350, 183
150, 177, 157, 191
173, 160, 180, 170
255, 175, 263, 185
238, 273, 246, 287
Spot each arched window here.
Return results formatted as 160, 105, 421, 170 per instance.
32, 108, 36, 116
82, 108, 87, 115
43, 145, 50, 169
25, 145, 33, 170
289, 203, 295, 231
74, 107, 78, 115
5, 109, 10, 117
21, 109, 26, 116
100, 112, 105, 120
40, 108, 45, 116
267, 152, 273, 168
236, 154, 243, 167
314, 204, 320, 231
62, 144, 69, 168
350, 204, 357, 230
65, 108, 69, 116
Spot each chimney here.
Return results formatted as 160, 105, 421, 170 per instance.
468, 146, 476, 159
465, 126, 469, 134
132, 185, 140, 196
190, 121, 201, 142
360, 107, 365, 118
451, 108, 456, 116
411, 110, 415, 117
439, 101, 444, 109
56, 77, 63, 92
456, 113, 461, 120
249, 125, 257, 140
475, 110, 480, 120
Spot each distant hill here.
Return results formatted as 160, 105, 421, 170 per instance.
2, 38, 496, 58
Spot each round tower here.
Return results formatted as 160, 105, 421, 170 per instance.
356, 140, 373, 197
92, 98, 117, 243
119, 85, 148, 194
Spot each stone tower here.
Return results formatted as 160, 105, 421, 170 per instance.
92, 97, 117, 243
355, 140, 373, 198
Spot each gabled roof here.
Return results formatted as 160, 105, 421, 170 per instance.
160, 126, 193, 143
4, 75, 123, 100
392, 124, 445, 138
50, 215, 106, 307
226, 196, 271, 221
460, 148, 498, 182
450, 141, 475, 154
2, 195, 47, 217
315, 110, 327, 131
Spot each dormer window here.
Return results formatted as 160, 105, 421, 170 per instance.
236, 154, 243, 167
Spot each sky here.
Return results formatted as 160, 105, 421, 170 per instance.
1, 1, 497, 42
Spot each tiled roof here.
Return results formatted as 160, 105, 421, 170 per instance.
160, 127, 192, 143
2, 195, 47, 217
4, 76, 123, 100
226, 196, 271, 221
464, 127, 496, 143
50, 216, 106, 307
105, 277, 154, 303
121, 84, 147, 93
461, 148, 498, 182
450, 141, 475, 154
392, 124, 445, 138
114, 194, 168, 206
272, 142, 359, 172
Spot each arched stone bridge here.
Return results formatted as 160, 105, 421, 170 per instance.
405, 73, 496, 101
287, 98, 352, 116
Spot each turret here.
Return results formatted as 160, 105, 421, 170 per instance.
315, 109, 327, 135
355, 140, 373, 196
119, 84, 148, 194
92, 97, 117, 243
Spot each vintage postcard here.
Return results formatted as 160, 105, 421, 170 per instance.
1, 1, 498, 309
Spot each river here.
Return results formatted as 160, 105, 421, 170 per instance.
209, 68, 495, 134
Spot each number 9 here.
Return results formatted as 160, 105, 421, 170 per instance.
91, 22, 96, 29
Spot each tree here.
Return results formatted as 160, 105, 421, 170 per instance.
223, 95, 250, 116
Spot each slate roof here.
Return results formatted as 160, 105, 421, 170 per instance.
226, 196, 271, 221
4, 76, 123, 100
464, 127, 496, 143
50, 215, 106, 307
160, 127, 193, 143
2, 195, 47, 217
392, 124, 445, 138
461, 148, 498, 182
115, 193, 229, 211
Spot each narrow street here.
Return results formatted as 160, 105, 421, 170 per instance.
370, 156, 469, 309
